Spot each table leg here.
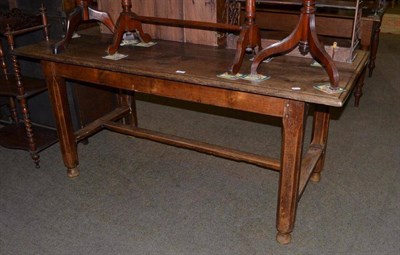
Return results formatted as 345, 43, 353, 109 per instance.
310, 105, 330, 182
368, 20, 381, 77
53, 7, 84, 54
277, 100, 306, 244
354, 65, 367, 107
117, 90, 138, 127
43, 62, 79, 178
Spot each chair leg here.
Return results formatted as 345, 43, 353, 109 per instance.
18, 97, 41, 168
8, 97, 19, 123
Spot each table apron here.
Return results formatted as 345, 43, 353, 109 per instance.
43, 61, 286, 118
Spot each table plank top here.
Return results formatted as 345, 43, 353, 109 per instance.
14, 34, 368, 107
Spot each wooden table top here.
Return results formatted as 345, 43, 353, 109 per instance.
14, 34, 368, 107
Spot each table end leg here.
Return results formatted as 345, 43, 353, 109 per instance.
276, 232, 292, 244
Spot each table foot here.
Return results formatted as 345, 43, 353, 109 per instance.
276, 232, 292, 244
310, 172, 321, 183
30, 152, 40, 168
67, 167, 80, 178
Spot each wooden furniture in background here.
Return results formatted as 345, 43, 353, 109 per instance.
53, 0, 115, 54
250, 0, 340, 88
360, 5, 385, 77
236, 0, 363, 63
2, 0, 118, 133
100, 0, 340, 88
107, 0, 263, 75
235, 0, 386, 77
96, 0, 385, 78
97, 0, 228, 46
0, 6, 57, 167
15, 33, 368, 244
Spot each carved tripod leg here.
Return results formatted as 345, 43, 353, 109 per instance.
133, 19, 152, 43
277, 100, 306, 244
307, 16, 339, 88
117, 90, 138, 128
250, 18, 303, 75
107, 13, 152, 55
88, 6, 115, 33
230, 28, 250, 74
368, 21, 381, 77
353, 65, 367, 107
53, 7, 84, 54
107, 14, 128, 55
310, 105, 330, 182
43, 62, 79, 178
229, 25, 263, 74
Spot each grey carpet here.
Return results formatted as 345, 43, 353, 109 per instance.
1, 34, 399, 255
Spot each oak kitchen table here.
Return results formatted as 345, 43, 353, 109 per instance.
14, 34, 368, 244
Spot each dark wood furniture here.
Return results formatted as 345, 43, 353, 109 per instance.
236, 0, 386, 78
2, 1, 118, 132
53, 0, 115, 54
249, 0, 340, 89
360, 5, 386, 77
15, 34, 368, 244
106, 0, 338, 89
97, 0, 229, 46
57, 0, 261, 75
106, 0, 259, 75
0, 6, 57, 168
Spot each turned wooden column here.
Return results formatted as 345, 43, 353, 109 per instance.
0, 40, 18, 124
6, 26, 39, 167
229, 0, 262, 74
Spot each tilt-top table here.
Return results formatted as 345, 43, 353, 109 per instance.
14, 34, 368, 244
